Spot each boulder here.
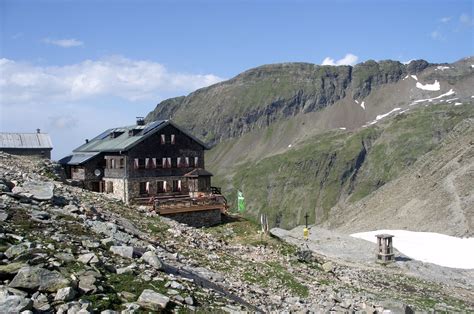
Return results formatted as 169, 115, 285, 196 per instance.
78, 275, 97, 294
5, 244, 29, 259
29, 210, 50, 220
78, 253, 99, 264
110, 246, 134, 259
0, 210, 8, 222
0, 295, 32, 313
322, 262, 334, 273
12, 181, 54, 201
141, 251, 163, 269
55, 287, 76, 302
9, 266, 69, 292
0, 262, 26, 279
137, 289, 169, 310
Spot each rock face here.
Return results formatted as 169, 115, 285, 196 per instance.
137, 289, 169, 310
9, 267, 69, 292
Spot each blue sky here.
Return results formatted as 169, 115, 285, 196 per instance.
1, 0, 473, 159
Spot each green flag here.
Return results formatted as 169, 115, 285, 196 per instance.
237, 190, 245, 212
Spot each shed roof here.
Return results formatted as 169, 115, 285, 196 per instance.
0, 132, 53, 149
73, 120, 208, 153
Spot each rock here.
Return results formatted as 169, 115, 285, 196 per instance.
55, 253, 75, 262
12, 181, 54, 201
82, 240, 100, 248
9, 266, 70, 292
4, 244, 29, 259
55, 287, 76, 302
64, 204, 81, 214
137, 289, 169, 310
170, 281, 184, 290
322, 262, 334, 273
101, 310, 118, 314
0, 295, 32, 313
0, 210, 8, 221
29, 210, 50, 220
32, 293, 51, 311
0, 262, 26, 278
116, 266, 134, 275
141, 251, 163, 269
78, 253, 99, 264
110, 246, 134, 259
185, 296, 194, 305
78, 275, 97, 294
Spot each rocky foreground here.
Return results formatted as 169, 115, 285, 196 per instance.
1, 153, 473, 313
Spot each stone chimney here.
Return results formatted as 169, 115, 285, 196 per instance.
85, 139, 89, 143
36, 128, 41, 134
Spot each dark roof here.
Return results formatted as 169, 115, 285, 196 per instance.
184, 168, 213, 177
58, 152, 101, 165
0, 132, 53, 149
72, 120, 209, 153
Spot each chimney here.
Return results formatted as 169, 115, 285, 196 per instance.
36, 128, 41, 134
136, 117, 145, 126
85, 139, 89, 143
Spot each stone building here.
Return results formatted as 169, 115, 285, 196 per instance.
0, 130, 53, 159
59, 119, 226, 226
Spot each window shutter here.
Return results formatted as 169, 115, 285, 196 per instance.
146, 182, 150, 193
177, 157, 181, 168
160, 134, 166, 144
134, 158, 139, 169
162, 158, 166, 168
167, 158, 171, 168
185, 157, 189, 167
145, 158, 150, 169
171, 134, 175, 144
194, 157, 199, 168
178, 180, 182, 191
163, 181, 167, 191
111, 159, 115, 169
152, 158, 157, 168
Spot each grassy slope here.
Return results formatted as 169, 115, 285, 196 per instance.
208, 103, 474, 229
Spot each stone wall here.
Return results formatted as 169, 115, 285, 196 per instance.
163, 209, 221, 227
0, 148, 51, 159
103, 178, 127, 201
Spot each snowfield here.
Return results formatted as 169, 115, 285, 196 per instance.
416, 80, 440, 91
351, 230, 474, 269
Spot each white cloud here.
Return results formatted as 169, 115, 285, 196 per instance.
321, 53, 359, 66
440, 16, 451, 23
42, 38, 84, 48
430, 30, 445, 40
0, 56, 225, 105
460, 13, 474, 26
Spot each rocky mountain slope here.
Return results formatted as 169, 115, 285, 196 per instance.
146, 57, 474, 233
1, 154, 473, 312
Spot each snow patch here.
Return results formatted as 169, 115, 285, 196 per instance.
360, 101, 366, 110
288, 144, 292, 148
436, 66, 450, 71
416, 80, 440, 91
351, 230, 474, 269
402, 75, 409, 80
454, 102, 462, 106
410, 75, 418, 81
409, 89, 455, 106
376, 108, 401, 121
471, 65, 474, 68
355, 100, 359, 104
339, 127, 346, 130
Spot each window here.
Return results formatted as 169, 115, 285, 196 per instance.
139, 182, 149, 195
157, 181, 165, 193
185, 157, 189, 167
152, 158, 157, 169
160, 134, 166, 144
167, 157, 172, 168
145, 158, 150, 169
111, 159, 116, 169
194, 157, 199, 168
177, 157, 182, 168
106, 181, 114, 193
138, 158, 146, 169
171, 134, 176, 144
172, 180, 181, 192
134, 158, 139, 170
119, 158, 125, 169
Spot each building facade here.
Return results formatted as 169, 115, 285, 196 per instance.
59, 119, 214, 205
